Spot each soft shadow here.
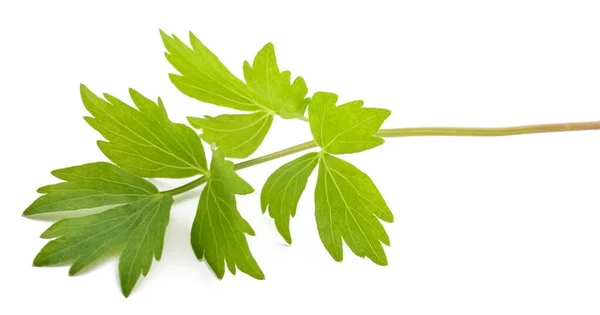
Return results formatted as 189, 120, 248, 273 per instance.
160, 214, 221, 286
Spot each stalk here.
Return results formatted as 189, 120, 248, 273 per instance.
375, 121, 600, 137
162, 141, 317, 196
162, 121, 600, 196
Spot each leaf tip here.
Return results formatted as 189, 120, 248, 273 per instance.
49, 168, 62, 177
283, 235, 292, 245
380, 108, 392, 120
128, 87, 142, 100
374, 256, 389, 266
68, 266, 80, 276
36, 185, 48, 194
188, 30, 200, 43
167, 72, 181, 83
186, 116, 201, 129
159, 29, 173, 45
79, 83, 89, 93
79, 84, 95, 101
386, 214, 394, 224
313, 91, 339, 105
121, 285, 133, 298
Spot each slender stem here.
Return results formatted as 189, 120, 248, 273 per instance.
162, 141, 317, 196
376, 121, 600, 137
161, 176, 208, 196
162, 120, 600, 196
233, 141, 317, 170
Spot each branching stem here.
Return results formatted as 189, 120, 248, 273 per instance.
162, 120, 600, 196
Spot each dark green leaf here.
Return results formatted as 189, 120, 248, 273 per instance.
23, 162, 157, 215
29, 163, 174, 297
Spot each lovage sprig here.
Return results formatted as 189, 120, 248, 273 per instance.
22, 30, 600, 297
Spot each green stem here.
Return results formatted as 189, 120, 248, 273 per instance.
375, 121, 600, 137
162, 120, 600, 196
162, 140, 318, 196
162, 176, 208, 196
234, 140, 317, 170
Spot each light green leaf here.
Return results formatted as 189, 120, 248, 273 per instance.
315, 153, 393, 265
191, 150, 264, 279
30, 165, 174, 297
187, 112, 273, 159
81, 84, 207, 178
261, 152, 319, 244
161, 30, 259, 112
23, 162, 157, 215
308, 92, 391, 154
162, 32, 311, 158
244, 42, 310, 119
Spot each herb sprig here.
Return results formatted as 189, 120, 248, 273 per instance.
22, 30, 600, 297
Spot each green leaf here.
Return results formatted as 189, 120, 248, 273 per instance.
243, 42, 310, 119
162, 31, 310, 158
315, 153, 393, 265
308, 92, 391, 154
29, 163, 174, 297
261, 152, 319, 244
23, 162, 157, 215
160, 30, 259, 112
187, 112, 273, 159
191, 150, 264, 279
81, 84, 207, 178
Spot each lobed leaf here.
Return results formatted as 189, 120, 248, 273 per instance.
191, 150, 264, 279
163, 31, 310, 158
28, 162, 174, 297
161, 30, 259, 112
23, 162, 157, 215
315, 153, 393, 265
81, 84, 207, 178
261, 152, 319, 243
243, 42, 310, 119
187, 112, 273, 159
308, 92, 390, 154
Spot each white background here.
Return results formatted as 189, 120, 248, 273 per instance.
1, 0, 600, 314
